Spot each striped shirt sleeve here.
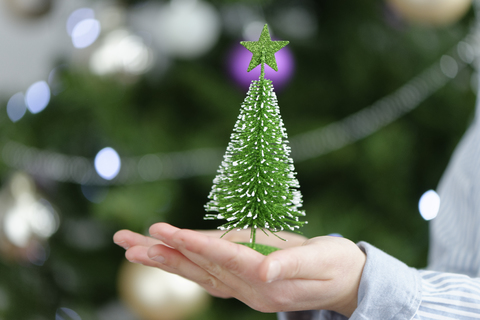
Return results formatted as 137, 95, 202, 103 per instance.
413, 270, 480, 320
349, 242, 422, 320
278, 247, 480, 320
279, 112, 480, 320
325, 244, 480, 320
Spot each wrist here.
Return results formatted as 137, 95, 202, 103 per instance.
334, 242, 367, 317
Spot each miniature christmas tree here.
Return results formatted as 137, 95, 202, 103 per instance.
205, 24, 306, 254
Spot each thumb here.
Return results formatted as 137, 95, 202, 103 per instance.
259, 236, 358, 283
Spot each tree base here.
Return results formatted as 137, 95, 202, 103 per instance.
236, 242, 280, 255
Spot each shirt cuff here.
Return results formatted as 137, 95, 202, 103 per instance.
350, 242, 422, 320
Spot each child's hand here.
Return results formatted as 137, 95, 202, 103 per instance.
113, 223, 365, 317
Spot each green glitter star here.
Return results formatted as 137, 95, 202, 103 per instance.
240, 24, 289, 77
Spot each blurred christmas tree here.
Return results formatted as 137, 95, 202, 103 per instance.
0, 0, 477, 319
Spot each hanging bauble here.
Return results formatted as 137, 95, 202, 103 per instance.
155, 0, 221, 59
0, 172, 59, 265
226, 39, 295, 91
386, 0, 472, 26
89, 29, 154, 79
118, 261, 210, 320
5, 0, 52, 18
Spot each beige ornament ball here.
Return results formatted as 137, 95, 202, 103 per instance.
0, 172, 59, 265
387, 0, 472, 26
118, 261, 211, 320
5, 0, 53, 18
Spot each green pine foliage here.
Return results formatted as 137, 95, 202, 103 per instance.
205, 76, 306, 248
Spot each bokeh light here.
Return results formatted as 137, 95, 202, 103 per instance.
29, 199, 58, 238
66, 8, 95, 36
94, 147, 121, 180
440, 55, 458, 79
48, 65, 67, 96
227, 41, 295, 91
419, 190, 441, 221
90, 30, 153, 76
156, 0, 221, 59
25, 81, 51, 114
3, 198, 58, 246
4, 205, 30, 248
386, 0, 472, 26
457, 41, 475, 64
67, 7, 101, 49
6, 92, 27, 122
119, 261, 210, 320
71, 18, 101, 49
3, 173, 59, 249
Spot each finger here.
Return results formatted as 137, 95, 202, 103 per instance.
168, 230, 269, 307
150, 223, 267, 300
259, 236, 363, 283
126, 245, 232, 298
148, 222, 181, 244
113, 230, 162, 249
147, 244, 233, 298
171, 229, 265, 283
149, 223, 230, 254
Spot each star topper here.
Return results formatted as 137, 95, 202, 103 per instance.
240, 24, 289, 75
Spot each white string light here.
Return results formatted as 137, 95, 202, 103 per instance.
1, 141, 224, 185
6, 92, 27, 122
94, 147, 122, 181
67, 8, 102, 49
24, 81, 51, 114
418, 190, 441, 221
1, 5, 480, 185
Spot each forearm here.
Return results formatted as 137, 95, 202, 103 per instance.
289, 243, 480, 319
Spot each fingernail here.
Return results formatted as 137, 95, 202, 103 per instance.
115, 241, 129, 250
266, 260, 281, 283
128, 259, 142, 265
150, 255, 166, 263
149, 231, 165, 242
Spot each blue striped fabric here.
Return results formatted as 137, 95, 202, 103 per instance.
413, 106, 480, 317
278, 96, 480, 320
428, 116, 480, 278
414, 271, 480, 319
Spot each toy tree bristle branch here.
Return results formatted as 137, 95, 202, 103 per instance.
204, 24, 307, 254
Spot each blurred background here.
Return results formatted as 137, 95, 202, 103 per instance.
0, 0, 478, 319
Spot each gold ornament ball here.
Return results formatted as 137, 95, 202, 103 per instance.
387, 0, 472, 26
5, 0, 52, 18
118, 261, 211, 320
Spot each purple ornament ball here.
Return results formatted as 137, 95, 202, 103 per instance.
226, 41, 295, 91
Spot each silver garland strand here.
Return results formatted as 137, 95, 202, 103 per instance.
2, 10, 480, 185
